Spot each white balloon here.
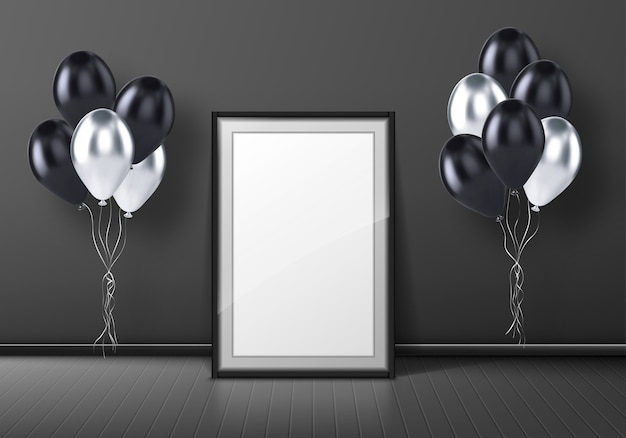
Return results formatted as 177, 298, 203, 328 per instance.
447, 73, 507, 137
114, 145, 166, 217
71, 109, 134, 203
524, 117, 581, 208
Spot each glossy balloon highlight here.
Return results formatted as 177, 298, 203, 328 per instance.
447, 73, 507, 137
70, 109, 134, 202
523, 117, 581, 207
114, 145, 166, 217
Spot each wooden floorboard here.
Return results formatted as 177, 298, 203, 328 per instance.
169, 358, 214, 436
390, 359, 431, 437
600, 357, 626, 380
28, 357, 106, 437
528, 357, 623, 437
240, 379, 273, 438
512, 357, 599, 437
76, 357, 163, 436
218, 379, 255, 438
477, 357, 552, 437
333, 380, 360, 438
0, 359, 58, 416
444, 357, 503, 437
313, 379, 336, 438
194, 377, 235, 436
577, 358, 626, 400
146, 358, 206, 436
2, 357, 95, 437
0, 358, 28, 395
457, 358, 527, 438
265, 379, 294, 438
122, 358, 188, 437
0, 359, 67, 436
0, 356, 622, 437
406, 357, 463, 438
494, 357, 576, 437
352, 377, 385, 438
372, 377, 412, 437
51, 357, 136, 437
288, 379, 313, 438
421, 357, 479, 437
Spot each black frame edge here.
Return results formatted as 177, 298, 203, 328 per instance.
212, 111, 395, 378
216, 370, 390, 378
211, 112, 220, 377
214, 111, 391, 119
388, 112, 395, 378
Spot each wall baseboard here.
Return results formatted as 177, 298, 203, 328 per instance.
0, 343, 624, 356
395, 344, 626, 356
0, 344, 212, 356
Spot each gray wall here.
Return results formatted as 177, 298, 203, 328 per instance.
0, 0, 623, 345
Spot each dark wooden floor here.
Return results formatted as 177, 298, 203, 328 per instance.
0, 356, 622, 437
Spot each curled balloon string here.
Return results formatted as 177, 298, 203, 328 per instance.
498, 213, 525, 343
512, 191, 522, 252
505, 190, 520, 255
82, 203, 107, 269
97, 203, 107, 264
511, 191, 525, 343
94, 270, 118, 354
81, 202, 128, 357
519, 202, 540, 256
498, 191, 540, 344
82, 202, 116, 355
501, 191, 525, 342
110, 208, 128, 269
507, 260, 525, 343
105, 200, 114, 259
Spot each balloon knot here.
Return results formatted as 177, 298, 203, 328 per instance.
124, 211, 133, 219
98, 200, 107, 206
77, 203, 86, 211
531, 205, 540, 212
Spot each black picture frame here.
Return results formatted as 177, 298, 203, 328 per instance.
212, 112, 395, 378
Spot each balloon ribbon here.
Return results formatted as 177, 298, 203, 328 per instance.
497, 190, 540, 344
81, 201, 127, 356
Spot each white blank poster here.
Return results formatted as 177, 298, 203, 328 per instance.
232, 132, 374, 357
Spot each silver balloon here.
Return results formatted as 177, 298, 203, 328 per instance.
524, 117, 581, 208
114, 145, 166, 217
447, 73, 507, 137
71, 109, 134, 202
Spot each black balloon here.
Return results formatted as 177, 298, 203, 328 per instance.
28, 120, 88, 205
482, 99, 545, 189
114, 76, 175, 164
511, 60, 572, 119
439, 134, 506, 217
53, 51, 116, 127
478, 27, 540, 93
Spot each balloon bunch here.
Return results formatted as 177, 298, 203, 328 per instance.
439, 28, 582, 344
28, 51, 175, 354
